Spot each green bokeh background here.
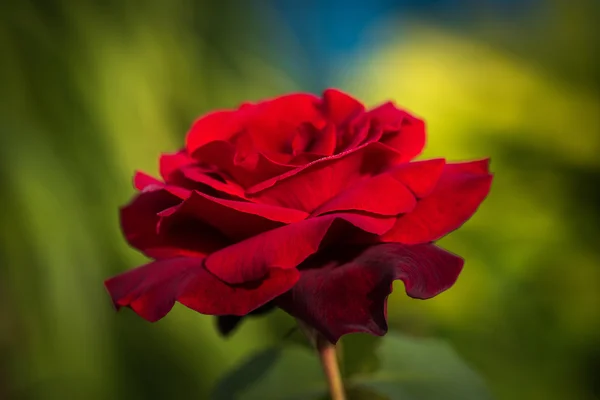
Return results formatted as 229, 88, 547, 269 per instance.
1, 1, 599, 399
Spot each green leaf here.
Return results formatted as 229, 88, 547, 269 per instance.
211, 344, 327, 400
346, 386, 391, 400
213, 332, 492, 400
340, 333, 381, 376
347, 333, 493, 400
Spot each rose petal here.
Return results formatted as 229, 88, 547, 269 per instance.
247, 142, 402, 212
133, 171, 163, 191
132, 171, 191, 200
382, 160, 493, 244
387, 158, 446, 198
205, 213, 396, 284
445, 158, 490, 175
157, 191, 308, 241
157, 149, 248, 199
120, 188, 179, 252
291, 124, 313, 155
159, 150, 193, 183
390, 158, 446, 198
322, 89, 365, 125
193, 140, 295, 188
105, 258, 299, 322
368, 102, 426, 162
292, 122, 337, 157
342, 114, 372, 151
121, 188, 229, 258
186, 110, 241, 155
310, 123, 337, 155
312, 172, 416, 216
180, 164, 247, 199
367, 102, 408, 131
276, 243, 464, 343
247, 93, 323, 158
179, 267, 299, 317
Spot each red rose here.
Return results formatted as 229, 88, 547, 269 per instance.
105, 89, 492, 343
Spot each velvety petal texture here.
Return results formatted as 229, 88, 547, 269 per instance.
382, 159, 492, 244
105, 88, 492, 343
106, 257, 299, 321
277, 243, 464, 343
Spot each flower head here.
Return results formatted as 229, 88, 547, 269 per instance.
105, 89, 492, 343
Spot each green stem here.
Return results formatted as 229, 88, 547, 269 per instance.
316, 335, 346, 400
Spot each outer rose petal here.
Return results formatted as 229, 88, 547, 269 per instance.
157, 150, 248, 199
321, 89, 365, 125
105, 257, 299, 322
312, 172, 416, 216
247, 142, 402, 212
276, 243, 464, 343
205, 213, 397, 284
389, 158, 446, 198
133, 171, 192, 200
186, 110, 241, 155
121, 188, 229, 259
133, 171, 163, 192
157, 191, 308, 241
159, 150, 193, 183
311, 158, 444, 218
382, 159, 493, 244
368, 102, 426, 162
180, 164, 247, 199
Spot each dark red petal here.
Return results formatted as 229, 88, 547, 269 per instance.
342, 115, 372, 150
157, 150, 246, 199
120, 188, 181, 253
444, 158, 490, 175
179, 164, 247, 199
291, 124, 314, 155
368, 102, 426, 162
368, 102, 406, 130
322, 89, 365, 125
186, 110, 240, 155
292, 122, 337, 157
380, 115, 426, 162
159, 150, 193, 182
388, 158, 446, 198
247, 93, 323, 157
382, 160, 493, 244
157, 191, 308, 241
133, 171, 163, 191
104, 258, 299, 322
121, 188, 229, 258
193, 140, 295, 188
276, 243, 464, 343
205, 213, 396, 284
179, 267, 299, 316
312, 172, 416, 216
133, 171, 193, 200
247, 142, 402, 212
311, 122, 337, 155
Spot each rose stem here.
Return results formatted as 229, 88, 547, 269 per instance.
316, 335, 347, 400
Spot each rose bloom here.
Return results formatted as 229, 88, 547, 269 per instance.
105, 89, 492, 343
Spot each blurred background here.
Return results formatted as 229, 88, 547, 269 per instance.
1, 0, 599, 399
